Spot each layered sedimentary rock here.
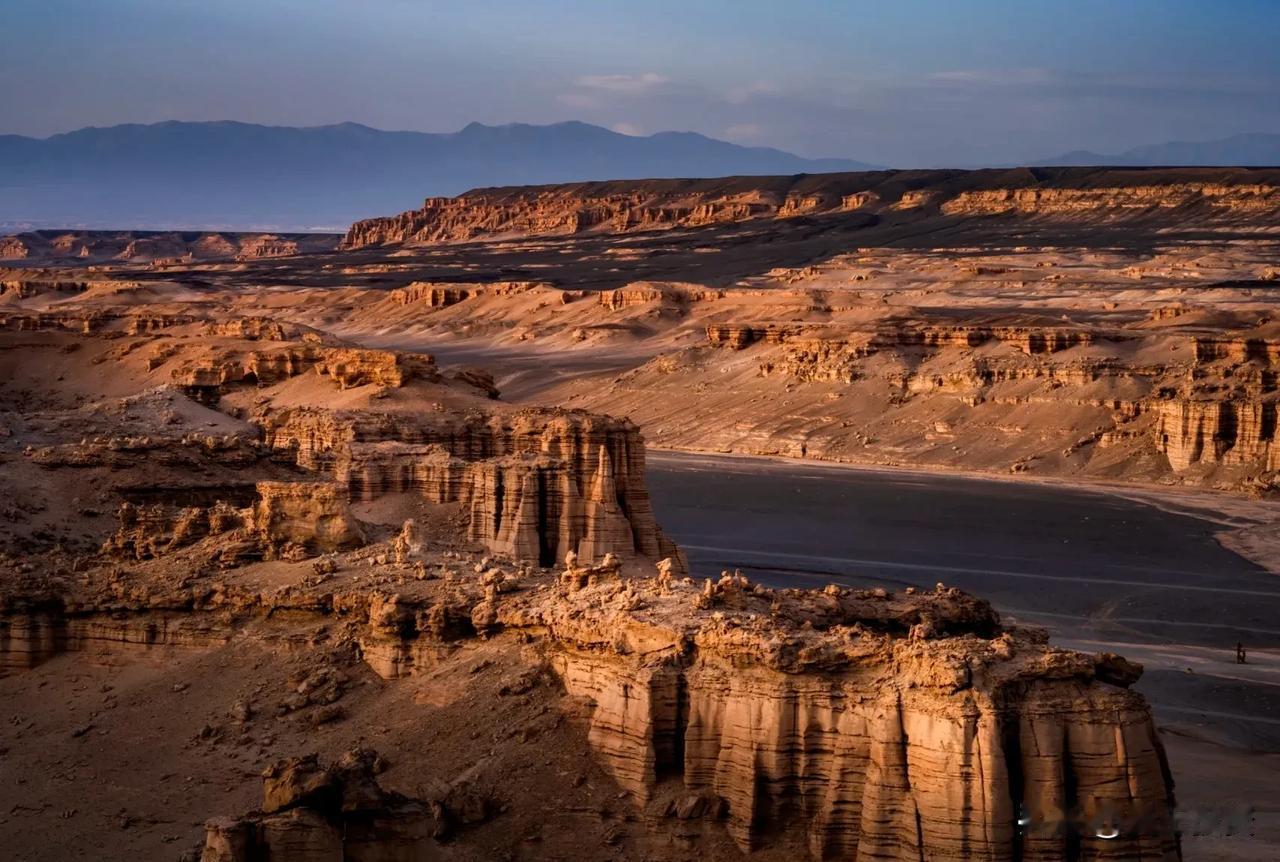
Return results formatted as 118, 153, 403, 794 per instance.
171, 345, 438, 398
687, 304, 1280, 487
1154, 400, 1280, 472
234, 235, 300, 260
388, 280, 547, 307
705, 324, 802, 350
203, 317, 330, 343
0, 230, 340, 263
940, 184, 1280, 217
0, 604, 231, 676
259, 407, 682, 568
599, 282, 722, 311
340, 167, 1280, 248
103, 481, 364, 561
0, 279, 89, 298
491, 572, 1181, 860
0, 236, 31, 259
708, 321, 1101, 356
1, 555, 1182, 859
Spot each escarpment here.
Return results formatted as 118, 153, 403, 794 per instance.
497, 571, 1179, 861
0, 304, 681, 586
544, 277, 1280, 493
340, 167, 1280, 248
940, 183, 1280, 217
0, 230, 340, 263
0, 542, 1182, 860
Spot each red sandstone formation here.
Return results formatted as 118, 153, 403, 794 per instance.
341, 167, 1280, 248
0, 230, 339, 263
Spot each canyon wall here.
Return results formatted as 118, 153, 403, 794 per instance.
258, 407, 683, 568
341, 167, 1280, 248
0, 564, 1182, 860
508, 573, 1178, 859
693, 312, 1280, 488
0, 230, 340, 263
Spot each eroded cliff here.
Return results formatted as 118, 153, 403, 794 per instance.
341, 167, 1280, 248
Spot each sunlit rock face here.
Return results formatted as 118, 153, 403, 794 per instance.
260, 407, 683, 570
341, 169, 1280, 249
511, 576, 1180, 861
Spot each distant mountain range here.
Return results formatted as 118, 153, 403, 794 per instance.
3, 120, 1275, 232
0, 120, 878, 231
1041, 133, 1280, 168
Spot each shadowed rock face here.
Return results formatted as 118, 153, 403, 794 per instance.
341, 167, 1280, 248
201, 749, 439, 862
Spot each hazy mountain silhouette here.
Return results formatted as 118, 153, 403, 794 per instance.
1041, 133, 1280, 167
0, 120, 878, 231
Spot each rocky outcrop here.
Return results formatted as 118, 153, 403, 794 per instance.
1155, 400, 1279, 472
171, 345, 438, 399
390, 282, 472, 307
0, 548, 1180, 859
203, 317, 330, 343
389, 280, 546, 307
259, 408, 683, 569
0, 236, 32, 259
104, 481, 363, 562
709, 321, 1101, 356
493, 572, 1181, 860
0, 605, 231, 676
200, 750, 435, 862
0, 230, 339, 263
941, 184, 1280, 217
600, 283, 722, 312
705, 323, 803, 350
249, 481, 365, 555
312, 349, 436, 389
233, 235, 300, 260
0, 279, 89, 298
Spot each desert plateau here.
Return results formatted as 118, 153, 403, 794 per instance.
5, 3, 1280, 860
0, 167, 1277, 861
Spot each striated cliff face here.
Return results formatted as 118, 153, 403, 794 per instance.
0, 230, 340, 263
340, 167, 1280, 248
504, 572, 1177, 860
600, 282, 722, 312
939, 184, 1280, 217
1155, 400, 1280, 472
389, 280, 548, 308
0, 558, 1180, 860
170, 344, 439, 400
258, 407, 682, 569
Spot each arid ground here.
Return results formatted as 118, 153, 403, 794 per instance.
3, 168, 1280, 860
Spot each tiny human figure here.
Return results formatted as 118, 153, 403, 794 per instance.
1236, 642, 1247, 664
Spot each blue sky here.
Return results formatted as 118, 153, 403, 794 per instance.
2, 0, 1277, 165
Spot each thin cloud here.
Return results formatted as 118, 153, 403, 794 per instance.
575, 73, 670, 93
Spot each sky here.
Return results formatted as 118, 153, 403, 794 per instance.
2, 0, 1278, 166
